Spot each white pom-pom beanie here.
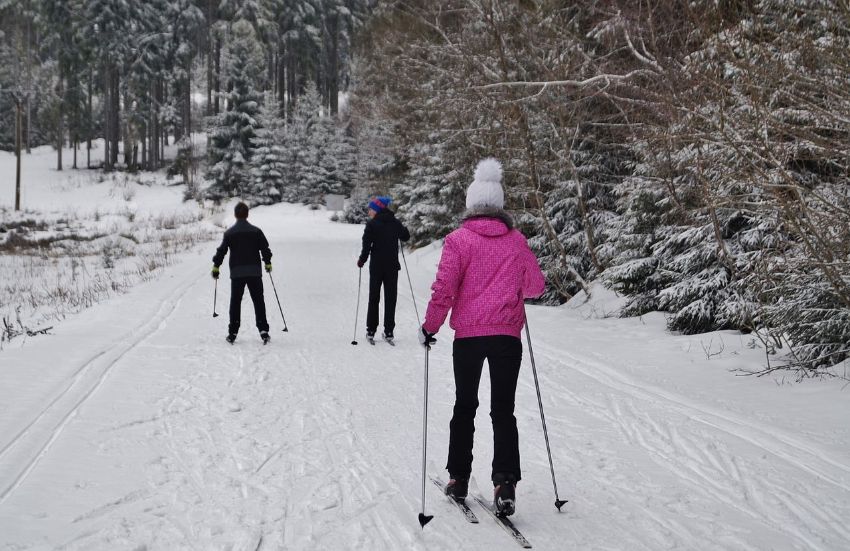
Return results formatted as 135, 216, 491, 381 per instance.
465, 158, 504, 210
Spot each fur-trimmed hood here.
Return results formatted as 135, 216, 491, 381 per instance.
461, 206, 514, 231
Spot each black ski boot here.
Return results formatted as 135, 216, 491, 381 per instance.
260, 331, 270, 345
445, 476, 468, 502
366, 331, 376, 345
383, 331, 395, 346
226, 333, 236, 344
493, 472, 517, 517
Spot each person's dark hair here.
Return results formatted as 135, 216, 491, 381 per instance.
234, 202, 249, 219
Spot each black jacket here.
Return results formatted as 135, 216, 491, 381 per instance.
213, 219, 272, 278
359, 210, 410, 271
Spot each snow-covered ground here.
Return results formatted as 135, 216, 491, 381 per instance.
1, 175, 850, 548
0, 140, 217, 344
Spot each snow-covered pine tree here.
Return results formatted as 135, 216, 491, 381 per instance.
247, 93, 286, 205
205, 19, 265, 201
393, 141, 466, 247
338, 113, 396, 224
280, 82, 335, 205
316, 115, 356, 200
605, 0, 850, 374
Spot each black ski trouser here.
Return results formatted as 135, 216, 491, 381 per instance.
446, 335, 523, 483
229, 276, 269, 335
366, 267, 399, 335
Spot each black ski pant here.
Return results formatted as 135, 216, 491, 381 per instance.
228, 276, 269, 335
366, 267, 399, 335
446, 335, 523, 483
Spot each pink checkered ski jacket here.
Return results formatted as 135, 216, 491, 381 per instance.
423, 212, 546, 339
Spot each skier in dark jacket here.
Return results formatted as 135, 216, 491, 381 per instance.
357, 196, 410, 343
212, 202, 273, 344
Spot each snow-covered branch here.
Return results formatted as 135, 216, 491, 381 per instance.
470, 69, 653, 91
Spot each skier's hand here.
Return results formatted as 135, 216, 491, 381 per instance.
419, 326, 437, 348
211, 266, 220, 279
357, 258, 365, 268
265, 263, 272, 273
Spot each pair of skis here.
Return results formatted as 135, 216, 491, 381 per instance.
366, 335, 394, 346
430, 476, 532, 548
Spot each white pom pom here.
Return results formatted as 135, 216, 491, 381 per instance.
466, 157, 505, 210
473, 158, 502, 184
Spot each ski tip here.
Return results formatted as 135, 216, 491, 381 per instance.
418, 513, 434, 528
555, 499, 568, 511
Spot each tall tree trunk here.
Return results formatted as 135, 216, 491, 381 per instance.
206, 0, 216, 115
123, 86, 132, 167
153, 78, 161, 169
25, 97, 31, 155
328, 11, 339, 116
174, 80, 184, 142
268, 48, 275, 92
87, 68, 92, 168
25, 13, 32, 154
15, 99, 22, 210
57, 75, 64, 171
286, 38, 297, 118
277, 38, 286, 114
142, 122, 147, 168
214, 37, 221, 114
206, 49, 213, 116
103, 62, 111, 170
163, 84, 169, 147
111, 68, 120, 168
185, 65, 192, 139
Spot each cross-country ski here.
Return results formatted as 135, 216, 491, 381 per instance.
470, 491, 532, 549
430, 476, 479, 524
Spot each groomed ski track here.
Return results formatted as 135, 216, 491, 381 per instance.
1, 203, 849, 550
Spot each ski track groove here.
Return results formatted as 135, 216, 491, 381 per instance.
531, 340, 850, 550
0, 273, 197, 504
133, 312, 417, 550
550, 342, 850, 490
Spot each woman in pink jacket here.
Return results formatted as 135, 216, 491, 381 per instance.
419, 158, 546, 517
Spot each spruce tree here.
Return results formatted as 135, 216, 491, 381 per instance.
205, 19, 265, 201
248, 94, 286, 204
280, 83, 322, 203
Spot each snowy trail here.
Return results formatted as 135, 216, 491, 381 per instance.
1, 203, 849, 550
0, 273, 198, 504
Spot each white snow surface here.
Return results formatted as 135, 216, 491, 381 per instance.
1, 199, 850, 548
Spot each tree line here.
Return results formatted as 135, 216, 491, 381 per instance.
3, 0, 848, 375
0, 0, 369, 185
348, 0, 850, 375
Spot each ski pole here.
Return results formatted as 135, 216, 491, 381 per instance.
400, 241, 432, 526
524, 306, 567, 511
418, 341, 433, 528
268, 273, 288, 332
351, 267, 362, 345
213, 278, 219, 318
399, 242, 422, 326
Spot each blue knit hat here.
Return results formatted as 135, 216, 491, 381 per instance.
368, 196, 391, 212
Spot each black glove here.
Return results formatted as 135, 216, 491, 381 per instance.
418, 326, 437, 348
357, 258, 365, 268
211, 266, 220, 279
